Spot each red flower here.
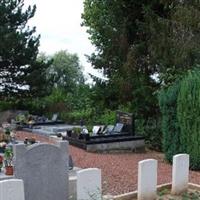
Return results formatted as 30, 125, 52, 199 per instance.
0, 155, 3, 164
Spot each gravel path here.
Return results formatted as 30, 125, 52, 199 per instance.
16, 131, 200, 196
70, 145, 200, 195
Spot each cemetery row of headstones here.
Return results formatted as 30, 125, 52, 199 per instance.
138, 154, 189, 200
0, 168, 101, 200
0, 139, 190, 200
0, 141, 101, 200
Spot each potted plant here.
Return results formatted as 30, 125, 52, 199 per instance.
4, 147, 14, 175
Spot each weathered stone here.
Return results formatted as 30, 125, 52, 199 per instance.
13, 141, 69, 200
171, 154, 189, 194
0, 179, 25, 200
77, 168, 101, 200
138, 159, 157, 200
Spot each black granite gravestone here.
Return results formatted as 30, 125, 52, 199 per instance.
116, 111, 135, 135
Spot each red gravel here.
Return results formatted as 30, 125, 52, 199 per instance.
16, 131, 200, 195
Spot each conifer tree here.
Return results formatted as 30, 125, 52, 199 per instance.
0, 0, 50, 99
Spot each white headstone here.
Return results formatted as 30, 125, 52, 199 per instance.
92, 126, 101, 135
0, 179, 25, 200
77, 168, 101, 200
138, 159, 157, 200
171, 154, 189, 194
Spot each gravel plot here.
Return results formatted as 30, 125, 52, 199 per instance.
16, 131, 200, 196
70, 145, 200, 195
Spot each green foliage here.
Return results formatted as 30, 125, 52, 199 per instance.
82, 0, 161, 117
72, 127, 82, 134
159, 69, 200, 168
159, 81, 181, 161
4, 147, 13, 166
15, 114, 27, 123
177, 70, 200, 169
0, 0, 50, 98
95, 109, 115, 125
46, 50, 84, 93
65, 108, 93, 124
146, 1, 200, 85
136, 117, 162, 151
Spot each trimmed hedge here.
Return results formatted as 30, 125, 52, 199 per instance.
159, 81, 181, 162
160, 69, 200, 169
177, 70, 200, 169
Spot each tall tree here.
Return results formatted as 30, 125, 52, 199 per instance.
82, 0, 200, 116
82, 0, 164, 118
146, 0, 200, 85
46, 50, 84, 93
0, 0, 50, 99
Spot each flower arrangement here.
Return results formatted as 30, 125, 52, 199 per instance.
4, 147, 13, 167
0, 141, 6, 153
0, 155, 3, 172
0, 141, 6, 148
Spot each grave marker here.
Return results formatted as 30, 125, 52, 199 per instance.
116, 111, 134, 134
0, 179, 25, 200
13, 141, 69, 200
77, 168, 101, 200
171, 154, 189, 194
138, 159, 157, 200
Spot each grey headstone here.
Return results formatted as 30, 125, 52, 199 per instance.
13, 141, 69, 200
113, 123, 124, 133
52, 113, 58, 121
69, 155, 74, 170
103, 125, 114, 134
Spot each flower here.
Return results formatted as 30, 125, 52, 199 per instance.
0, 142, 6, 148
0, 155, 3, 164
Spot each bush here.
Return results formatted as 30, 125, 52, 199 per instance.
177, 70, 200, 169
136, 117, 162, 151
159, 69, 200, 169
61, 108, 93, 125
95, 109, 116, 125
159, 81, 181, 162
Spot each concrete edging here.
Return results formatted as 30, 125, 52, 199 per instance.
104, 183, 200, 200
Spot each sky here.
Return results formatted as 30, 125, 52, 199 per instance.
24, 0, 103, 79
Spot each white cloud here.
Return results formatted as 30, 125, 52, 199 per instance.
24, 0, 101, 77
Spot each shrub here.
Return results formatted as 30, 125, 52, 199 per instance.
63, 108, 93, 125
177, 70, 200, 169
159, 81, 181, 162
95, 109, 116, 125
159, 69, 200, 169
136, 117, 162, 151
